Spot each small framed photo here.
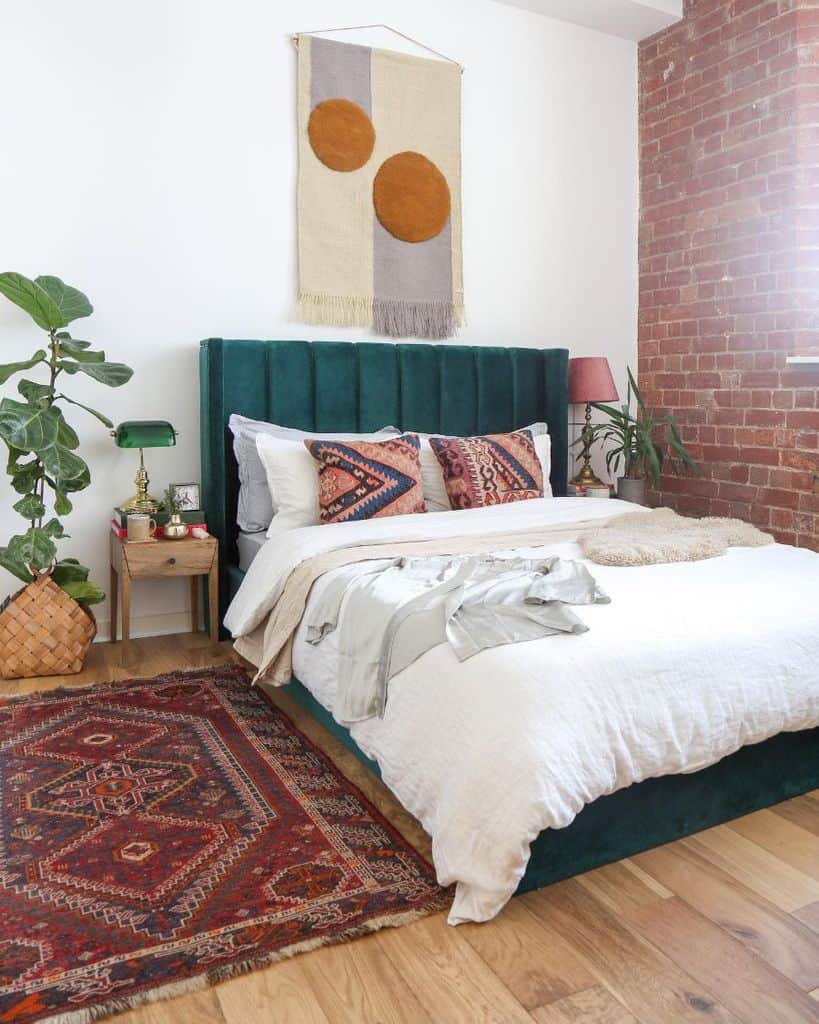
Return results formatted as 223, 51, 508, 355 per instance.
169, 482, 200, 512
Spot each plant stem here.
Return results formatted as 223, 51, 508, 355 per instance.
32, 329, 61, 534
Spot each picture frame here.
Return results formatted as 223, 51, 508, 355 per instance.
169, 482, 200, 512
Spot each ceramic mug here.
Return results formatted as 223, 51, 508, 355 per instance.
127, 513, 156, 542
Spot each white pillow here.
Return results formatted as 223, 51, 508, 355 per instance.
256, 435, 322, 535
421, 424, 552, 512
229, 414, 397, 532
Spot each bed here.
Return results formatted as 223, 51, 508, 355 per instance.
200, 337, 819, 921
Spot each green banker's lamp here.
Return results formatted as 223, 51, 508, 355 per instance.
112, 420, 177, 514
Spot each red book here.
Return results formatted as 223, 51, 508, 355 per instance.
155, 521, 207, 538
110, 519, 207, 540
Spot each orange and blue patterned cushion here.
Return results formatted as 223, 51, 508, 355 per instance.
305, 433, 426, 524
429, 429, 544, 510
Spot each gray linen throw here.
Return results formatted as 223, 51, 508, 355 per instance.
305, 554, 609, 723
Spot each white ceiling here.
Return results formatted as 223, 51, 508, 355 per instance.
494, 0, 683, 41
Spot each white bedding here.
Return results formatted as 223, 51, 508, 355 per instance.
226, 498, 819, 924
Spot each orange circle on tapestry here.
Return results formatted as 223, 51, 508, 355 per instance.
373, 152, 451, 243
308, 98, 375, 172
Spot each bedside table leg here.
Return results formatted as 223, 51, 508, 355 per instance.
208, 563, 219, 645
109, 563, 118, 642
191, 576, 199, 633
121, 568, 131, 664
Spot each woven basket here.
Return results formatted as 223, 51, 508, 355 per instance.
0, 574, 97, 679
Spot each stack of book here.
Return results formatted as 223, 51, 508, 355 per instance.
566, 483, 612, 499
110, 508, 207, 539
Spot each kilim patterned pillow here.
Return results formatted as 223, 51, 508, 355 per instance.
305, 433, 426, 524
429, 429, 544, 510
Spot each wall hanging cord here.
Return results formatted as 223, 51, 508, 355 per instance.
291, 24, 464, 72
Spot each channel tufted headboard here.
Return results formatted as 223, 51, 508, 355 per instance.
199, 338, 569, 626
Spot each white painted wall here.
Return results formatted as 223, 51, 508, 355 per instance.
0, 1, 638, 639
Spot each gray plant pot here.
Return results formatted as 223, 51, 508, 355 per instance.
617, 477, 646, 505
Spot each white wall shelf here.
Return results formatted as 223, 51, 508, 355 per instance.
786, 356, 819, 366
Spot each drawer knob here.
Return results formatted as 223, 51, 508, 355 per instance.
167, 557, 176, 565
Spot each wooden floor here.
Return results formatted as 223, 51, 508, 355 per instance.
10, 634, 819, 1024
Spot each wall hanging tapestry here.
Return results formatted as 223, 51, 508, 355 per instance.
0, 665, 446, 1024
296, 33, 464, 339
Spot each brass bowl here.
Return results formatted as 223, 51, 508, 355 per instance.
163, 514, 189, 540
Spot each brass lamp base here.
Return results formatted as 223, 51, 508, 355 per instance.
571, 400, 607, 490
118, 493, 163, 515
117, 448, 164, 515
570, 463, 607, 490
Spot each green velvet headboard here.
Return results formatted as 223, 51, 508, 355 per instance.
199, 338, 569, 625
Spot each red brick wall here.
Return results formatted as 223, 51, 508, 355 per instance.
638, 0, 819, 547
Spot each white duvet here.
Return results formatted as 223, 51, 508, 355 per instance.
225, 498, 819, 924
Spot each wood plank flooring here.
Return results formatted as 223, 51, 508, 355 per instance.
7, 634, 819, 1024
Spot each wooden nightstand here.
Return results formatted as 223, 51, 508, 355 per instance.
109, 533, 219, 662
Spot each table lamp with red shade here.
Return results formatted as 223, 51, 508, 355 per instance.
569, 357, 619, 489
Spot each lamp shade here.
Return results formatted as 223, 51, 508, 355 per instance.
568, 357, 619, 404
113, 420, 176, 449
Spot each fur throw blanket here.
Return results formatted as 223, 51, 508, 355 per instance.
580, 507, 774, 566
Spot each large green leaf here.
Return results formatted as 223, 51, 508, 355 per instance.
55, 333, 88, 348
55, 393, 113, 428
8, 529, 56, 571
52, 559, 89, 586
53, 408, 79, 449
52, 459, 90, 493
7, 448, 42, 494
35, 276, 93, 324
54, 489, 73, 515
0, 272, 64, 330
59, 579, 105, 605
12, 493, 45, 520
40, 442, 87, 489
0, 546, 34, 584
58, 360, 133, 387
0, 400, 87, 486
17, 378, 52, 404
42, 518, 67, 539
0, 351, 46, 386
58, 339, 105, 363
0, 398, 59, 452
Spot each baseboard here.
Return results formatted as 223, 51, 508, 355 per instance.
93, 611, 201, 642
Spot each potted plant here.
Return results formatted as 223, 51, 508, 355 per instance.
585, 367, 697, 505
0, 272, 133, 677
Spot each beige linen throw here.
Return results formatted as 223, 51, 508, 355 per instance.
236, 518, 622, 684
235, 507, 775, 685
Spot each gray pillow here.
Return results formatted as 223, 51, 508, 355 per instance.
229, 415, 399, 532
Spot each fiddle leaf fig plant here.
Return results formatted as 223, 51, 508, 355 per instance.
0, 272, 134, 605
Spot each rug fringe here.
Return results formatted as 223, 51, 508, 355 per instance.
298, 291, 373, 327
36, 899, 448, 1024
373, 297, 459, 340
1, 663, 246, 704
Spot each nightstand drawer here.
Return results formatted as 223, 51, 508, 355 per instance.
122, 538, 216, 577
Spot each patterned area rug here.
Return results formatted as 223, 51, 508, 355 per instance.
0, 665, 446, 1024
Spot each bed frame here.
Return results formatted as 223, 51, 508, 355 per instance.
200, 337, 819, 894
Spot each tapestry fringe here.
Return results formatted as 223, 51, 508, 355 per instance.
297, 292, 465, 339
373, 298, 458, 340
298, 291, 373, 327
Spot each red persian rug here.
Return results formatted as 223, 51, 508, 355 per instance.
0, 665, 446, 1024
